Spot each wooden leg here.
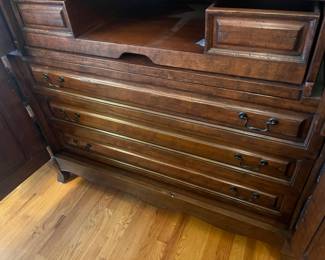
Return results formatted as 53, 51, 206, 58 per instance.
57, 170, 72, 183
51, 157, 74, 183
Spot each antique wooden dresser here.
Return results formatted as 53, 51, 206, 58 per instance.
1, 0, 325, 250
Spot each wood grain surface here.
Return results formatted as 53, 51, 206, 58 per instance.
0, 161, 280, 260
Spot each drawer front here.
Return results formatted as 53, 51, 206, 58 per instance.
35, 87, 315, 161
57, 127, 283, 215
15, 1, 71, 33
205, 5, 319, 64
48, 102, 297, 183
31, 66, 312, 141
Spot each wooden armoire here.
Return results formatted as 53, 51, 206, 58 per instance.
0, 0, 324, 257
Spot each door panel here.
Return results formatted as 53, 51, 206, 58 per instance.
291, 145, 325, 259
0, 10, 49, 199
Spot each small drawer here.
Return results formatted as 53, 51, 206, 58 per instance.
14, 1, 72, 34
48, 101, 297, 183
31, 66, 312, 141
59, 132, 281, 212
205, 1, 319, 64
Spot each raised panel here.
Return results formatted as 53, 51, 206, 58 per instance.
214, 17, 305, 55
17, 2, 69, 30
205, 4, 319, 63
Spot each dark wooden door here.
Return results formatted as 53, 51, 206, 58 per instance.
291, 147, 325, 260
0, 61, 49, 199
0, 10, 49, 199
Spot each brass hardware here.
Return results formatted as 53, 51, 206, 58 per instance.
48, 83, 58, 88
72, 113, 81, 123
57, 108, 70, 121
234, 153, 268, 172
260, 159, 269, 166
238, 112, 278, 132
229, 186, 239, 196
42, 73, 49, 81
42, 73, 61, 88
57, 109, 80, 123
84, 143, 92, 152
58, 76, 65, 87
250, 192, 260, 202
58, 76, 65, 83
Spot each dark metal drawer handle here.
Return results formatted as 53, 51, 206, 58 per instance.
234, 153, 268, 172
57, 109, 80, 123
229, 186, 239, 197
71, 113, 81, 123
42, 73, 60, 88
42, 73, 49, 81
238, 112, 278, 132
58, 76, 65, 86
250, 192, 260, 202
84, 143, 92, 152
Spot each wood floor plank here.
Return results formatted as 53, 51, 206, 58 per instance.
0, 162, 281, 260
81, 193, 143, 260
0, 164, 84, 259
164, 217, 212, 260
17, 178, 90, 260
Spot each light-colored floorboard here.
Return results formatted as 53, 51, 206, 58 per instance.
0, 161, 281, 260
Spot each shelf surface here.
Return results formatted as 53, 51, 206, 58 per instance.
80, 5, 206, 54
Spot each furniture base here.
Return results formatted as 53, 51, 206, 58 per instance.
55, 152, 290, 249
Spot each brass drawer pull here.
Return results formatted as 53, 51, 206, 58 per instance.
238, 112, 278, 132
42, 73, 60, 88
72, 113, 81, 123
58, 108, 69, 121
42, 73, 49, 81
84, 143, 92, 152
250, 192, 260, 202
58, 76, 65, 87
234, 153, 268, 172
229, 186, 239, 196
57, 109, 80, 123
58, 76, 65, 83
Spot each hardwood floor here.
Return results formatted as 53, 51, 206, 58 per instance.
0, 160, 281, 260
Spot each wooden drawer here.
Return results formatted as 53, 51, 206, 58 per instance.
56, 127, 284, 215
35, 87, 316, 161
27, 48, 307, 102
31, 66, 312, 141
50, 119, 305, 223
205, 2, 319, 66
14, 1, 72, 34
41, 89, 309, 189
50, 102, 295, 182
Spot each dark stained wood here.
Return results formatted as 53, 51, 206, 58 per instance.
0, 0, 25, 52
27, 47, 308, 102
0, 61, 49, 199
304, 4, 325, 97
205, 3, 319, 59
0, 9, 14, 56
2, 0, 325, 252
30, 65, 313, 141
11, 0, 319, 84
290, 154, 325, 259
49, 103, 298, 183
